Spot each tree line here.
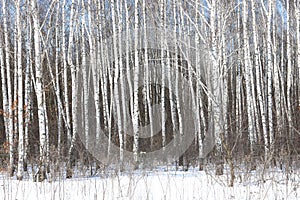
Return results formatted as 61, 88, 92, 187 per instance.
0, 0, 299, 184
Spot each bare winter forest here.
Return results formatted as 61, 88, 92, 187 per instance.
0, 0, 300, 189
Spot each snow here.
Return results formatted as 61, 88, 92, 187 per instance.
1, 167, 300, 200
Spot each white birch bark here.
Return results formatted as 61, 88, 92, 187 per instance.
195, 0, 206, 160
0, 31, 9, 146
111, 0, 124, 162
55, 1, 62, 156
95, 1, 102, 143
43, 89, 49, 171
266, 0, 274, 154
70, 15, 78, 169
210, 0, 222, 153
16, 0, 24, 180
242, 0, 256, 153
100, 28, 113, 159
62, 0, 72, 146
218, 6, 228, 143
13, 18, 18, 147
171, 0, 179, 143
272, 1, 282, 139
175, 1, 184, 143
142, 0, 155, 150
87, 0, 100, 152
236, 1, 242, 141
125, 0, 134, 150
133, 0, 140, 162
251, 0, 267, 147
31, 0, 47, 177
81, 0, 89, 149
24, 0, 32, 169
165, 1, 179, 153
97, 0, 110, 142
286, 0, 293, 129
2, 0, 15, 176
295, 0, 300, 108
118, 0, 128, 153
280, 11, 286, 129
67, 0, 78, 159
160, 0, 166, 150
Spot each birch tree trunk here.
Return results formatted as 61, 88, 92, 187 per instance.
87, 0, 100, 157
171, 0, 179, 149
55, 1, 62, 156
195, 0, 206, 167
117, 0, 128, 164
31, 0, 47, 181
2, 0, 15, 176
24, 0, 32, 171
62, 0, 72, 147
67, 0, 78, 178
295, 0, 300, 109
125, 0, 134, 152
0, 21, 10, 156
208, 0, 224, 175
111, 0, 124, 163
236, 1, 243, 154
242, 0, 255, 155
16, 0, 24, 180
160, 0, 166, 151
96, 1, 110, 148
286, 0, 293, 150
133, 0, 140, 164
0, 31, 9, 153
175, 0, 184, 149
271, 0, 282, 144
272, 0, 278, 152
266, 0, 274, 156
81, 0, 89, 150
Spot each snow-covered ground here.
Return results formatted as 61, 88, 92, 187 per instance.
1, 166, 300, 200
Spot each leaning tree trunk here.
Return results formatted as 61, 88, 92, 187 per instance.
31, 0, 48, 182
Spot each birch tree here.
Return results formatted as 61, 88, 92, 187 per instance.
16, 0, 24, 180
119, 0, 129, 153
31, 0, 48, 181
0, 23, 8, 152
111, 0, 124, 163
133, 0, 140, 164
124, 0, 134, 152
286, 0, 293, 133
160, 0, 166, 151
295, 0, 300, 109
242, 0, 256, 155
80, 0, 89, 151
271, 0, 283, 143
24, 0, 32, 170
54, 0, 62, 156
265, 0, 274, 156
207, 0, 225, 174
66, 0, 78, 177
2, 0, 15, 176
62, 0, 71, 147
87, 0, 100, 155
195, 0, 205, 167
0, 29, 9, 154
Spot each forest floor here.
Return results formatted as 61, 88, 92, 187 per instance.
1, 164, 300, 200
